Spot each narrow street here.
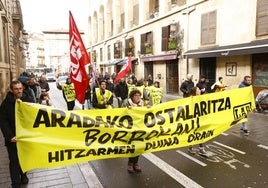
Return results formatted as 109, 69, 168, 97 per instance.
0, 82, 267, 188
49, 83, 268, 187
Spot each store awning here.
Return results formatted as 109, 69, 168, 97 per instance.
117, 57, 138, 65
99, 57, 138, 66
105, 59, 124, 66
140, 53, 178, 62
98, 62, 109, 65
99, 60, 121, 66
184, 39, 268, 58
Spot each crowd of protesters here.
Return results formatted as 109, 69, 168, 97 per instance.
87, 72, 164, 109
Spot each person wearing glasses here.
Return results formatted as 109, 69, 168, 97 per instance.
121, 89, 144, 173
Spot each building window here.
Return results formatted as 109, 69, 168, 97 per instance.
149, 0, 159, 19
92, 50, 96, 62
162, 25, 177, 51
100, 48, 103, 61
201, 10, 217, 45
121, 13, 125, 30
111, 20, 114, 36
132, 4, 139, 26
256, 0, 268, 36
141, 32, 153, 54
171, 0, 186, 6
253, 54, 268, 87
125, 37, 135, 56
114, 41, 122, 59
107, 45, 111, 60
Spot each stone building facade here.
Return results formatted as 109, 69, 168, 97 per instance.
0, 0, 27, 103
87, 0, 268, 96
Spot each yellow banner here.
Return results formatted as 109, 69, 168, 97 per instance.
16, 87, 255, 172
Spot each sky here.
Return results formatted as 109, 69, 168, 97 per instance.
20, 0, 88, 33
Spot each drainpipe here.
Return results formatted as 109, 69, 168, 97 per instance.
6, 22, 13, 83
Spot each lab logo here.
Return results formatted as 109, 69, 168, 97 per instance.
230, 102, 252, 125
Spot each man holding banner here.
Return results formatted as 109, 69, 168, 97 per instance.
0, 81, 29, 188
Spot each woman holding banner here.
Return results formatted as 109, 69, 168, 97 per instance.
188, 86, 207, 156
121, 89, 144, 173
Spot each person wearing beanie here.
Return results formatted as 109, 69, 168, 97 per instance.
18, 75, 36, 103
180, 74, 194, 98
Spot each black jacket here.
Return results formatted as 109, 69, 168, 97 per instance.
114, 82, 128, 100
0, 92, 17, 144
180, 80, 194, 98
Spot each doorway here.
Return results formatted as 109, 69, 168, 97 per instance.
144, 62, 153, 80
199, 57, 216, 93
166, 60, 178, 94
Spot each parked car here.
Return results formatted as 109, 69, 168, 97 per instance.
56, 75, 69, 89
45, 72, 56, 82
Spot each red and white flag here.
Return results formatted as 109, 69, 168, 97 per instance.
113, 57, 132, 84
69, 11, 90, 104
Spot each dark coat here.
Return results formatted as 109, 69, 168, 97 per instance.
180, 80, 194, 98
0, 92, 17, 144
114, 82, 128, 100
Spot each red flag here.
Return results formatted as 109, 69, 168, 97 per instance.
114, 57, 132, 84
69, 11, 90, 104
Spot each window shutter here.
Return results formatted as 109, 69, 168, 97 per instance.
256, 0, 268, 36
162, 26, 169, 51
201, 11, 216, 45
141, 34, 146, 54
208, 11, 216, 44
125, 38, 130, 56
201, 14, 208, 45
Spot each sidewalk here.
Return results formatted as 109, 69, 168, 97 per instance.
0, 94, 267, 187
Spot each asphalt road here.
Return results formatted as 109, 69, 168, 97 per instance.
49, 82, 268, 188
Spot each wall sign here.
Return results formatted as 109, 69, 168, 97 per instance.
226, 62, 237, 76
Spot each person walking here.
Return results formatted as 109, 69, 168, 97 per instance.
121, 89, 144, 173
148, 81, 163, 106
28, 74, 41, 103
92, 80, 113, 109
18, 75, 36, 103
105, 77, 115, 93
38, 74, 50, 93
147, 74, 153, 86
238, 75, 252, 135
60, 77, 76, 110
187, 86, 207, 155
0, 80, 29, 188
114, 77, 128, 107
180, 73, 194, 98
196, 75, 207, 94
